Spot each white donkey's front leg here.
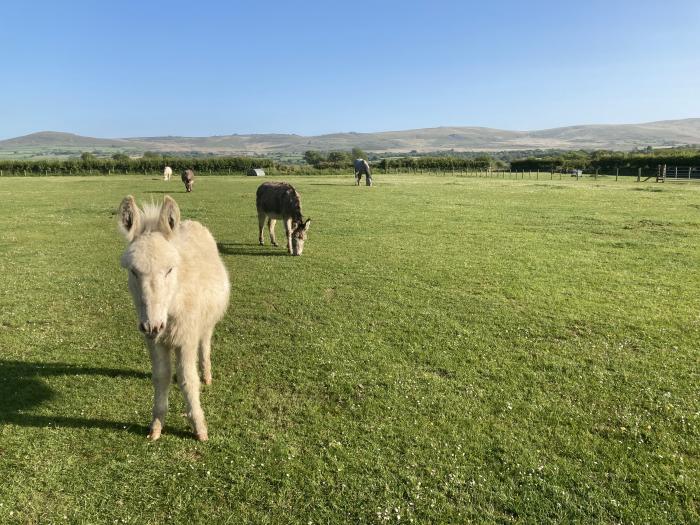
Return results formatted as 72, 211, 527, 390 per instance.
176, 343, 208, 441
148, 341, 171, 440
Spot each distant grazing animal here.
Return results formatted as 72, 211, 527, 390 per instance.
163, 166, 173, 181
118, 195, 230, 441
181, 169, 195, 192
354, 158, 372, 186
256, 182, 311, 256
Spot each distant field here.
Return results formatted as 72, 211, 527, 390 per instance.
0, 174, 698, 523
0, 147, 142, 160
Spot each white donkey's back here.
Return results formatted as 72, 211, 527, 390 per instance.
170, 220, 230, 330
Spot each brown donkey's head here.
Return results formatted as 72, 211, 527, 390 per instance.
291, 218, 311, 256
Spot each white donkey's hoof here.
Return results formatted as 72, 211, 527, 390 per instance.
195, 431, 209, 442
147, 421, 162, 440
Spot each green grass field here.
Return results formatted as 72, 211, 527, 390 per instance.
0, 174, 698, 524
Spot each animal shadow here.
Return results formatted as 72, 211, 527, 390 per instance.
0, 360, 190, 438
217, 242, 288, 256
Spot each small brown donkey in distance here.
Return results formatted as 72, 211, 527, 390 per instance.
181, 169, 195, 192
256, 182, 311, 255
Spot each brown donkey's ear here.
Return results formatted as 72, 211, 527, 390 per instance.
118, 195, 142, 242
159, 195, 181, 237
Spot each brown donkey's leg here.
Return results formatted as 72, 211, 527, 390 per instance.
258, 211, 266, 245
285, 218, 293, 254
268, 218, 278, 246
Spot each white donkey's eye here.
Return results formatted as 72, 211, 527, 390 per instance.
166, 268, 173, 276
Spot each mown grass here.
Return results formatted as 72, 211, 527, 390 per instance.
0, 174, 698, 524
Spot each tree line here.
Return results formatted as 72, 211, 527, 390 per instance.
302, 148, 500, 171
375, 156, 496, 171
510, 148, 700, 171
302, 147, 368, 169
2, 147, 699, 176
0, 154, 274, 175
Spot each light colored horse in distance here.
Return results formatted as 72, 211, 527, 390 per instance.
354, 158, 372, 186
256, 182, 311, 255
163, 166, 172, 181
118, 195, 230, 441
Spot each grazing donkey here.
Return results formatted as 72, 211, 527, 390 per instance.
163, 166, 173, 181
256, 182, 311, 256
118, 195, 230, 441
354, 158, 372, 186
181, 169, 195, 192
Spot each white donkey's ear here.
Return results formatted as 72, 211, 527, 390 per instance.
159, 195, 181, 237
118, 195, 142, 242
303, 218, 311, 232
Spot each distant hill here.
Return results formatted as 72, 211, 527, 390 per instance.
2, 119, 700, 158
0, 131, 132, 149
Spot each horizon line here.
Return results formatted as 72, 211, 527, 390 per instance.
2, 117, 699, 142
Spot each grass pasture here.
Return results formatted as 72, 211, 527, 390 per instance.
0, 174, 698, 523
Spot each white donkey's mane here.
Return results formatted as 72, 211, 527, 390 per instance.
140, 201, 167, 232
119, 199, 176, 240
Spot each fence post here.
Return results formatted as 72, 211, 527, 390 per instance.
637, 168, 641, 182
616, 167, 619, 181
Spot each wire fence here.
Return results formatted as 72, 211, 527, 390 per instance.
1, 165, 699, 182
378, 165, 700, 182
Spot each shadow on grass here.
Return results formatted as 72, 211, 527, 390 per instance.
217, 242, 288, 256
0, 360, 191, 439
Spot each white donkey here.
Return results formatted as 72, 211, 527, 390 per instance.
163, 166, 173, 181
118, 195, 230, 441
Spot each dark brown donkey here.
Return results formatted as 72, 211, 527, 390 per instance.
181, 169, 195, 192
256, 182, 311, 255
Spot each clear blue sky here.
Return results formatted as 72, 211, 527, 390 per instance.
1, 0, 699, 139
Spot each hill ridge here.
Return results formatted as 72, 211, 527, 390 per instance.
2, 118, 699, 156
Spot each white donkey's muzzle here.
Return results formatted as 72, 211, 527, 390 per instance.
139, 319, 166, 338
